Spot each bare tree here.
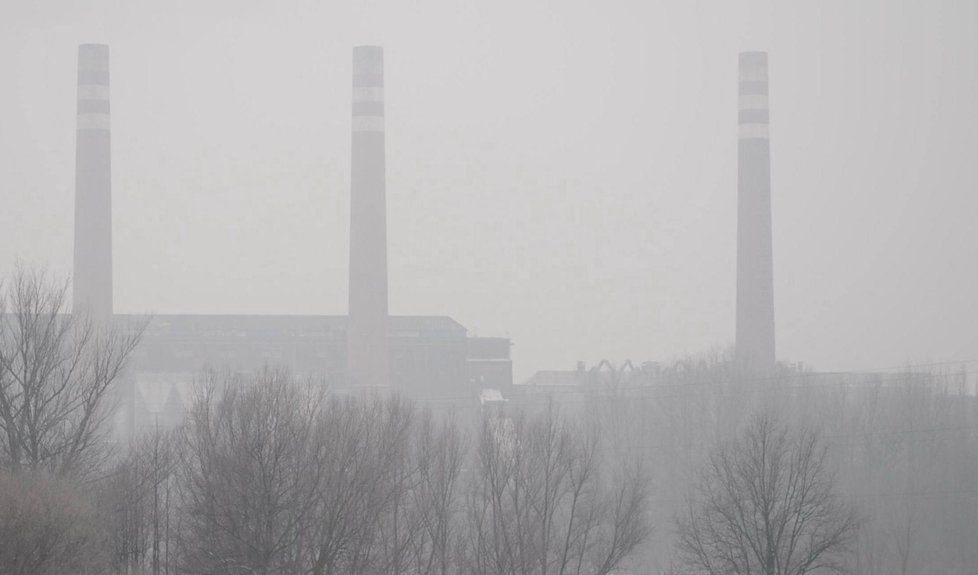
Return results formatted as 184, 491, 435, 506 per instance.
405, 411, 466, 575
462, 404, 651, 575
176, 369, 324, 574
172, 371, 467, 575
142, 368, 650, 575
101, 425, 177, 575
305, 394, 416, 575
676, 411, 860, 575
0, 266, 144, 477
0, 469, 106, 574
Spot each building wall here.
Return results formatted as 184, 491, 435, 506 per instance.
119, 314, 512, 435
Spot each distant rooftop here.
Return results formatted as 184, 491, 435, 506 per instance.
115, 314, 468, 340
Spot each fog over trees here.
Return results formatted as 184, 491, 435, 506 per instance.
676, 412, 860, 575
0, 271, 976, 574
0, 267, 143, 477
4, 2, 978, 573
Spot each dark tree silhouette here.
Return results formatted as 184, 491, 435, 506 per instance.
677, 412, 860, 575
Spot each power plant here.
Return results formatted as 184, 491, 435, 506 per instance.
735, 51, 776, 370
66, 44, 781, 433
68, 45, 513, 434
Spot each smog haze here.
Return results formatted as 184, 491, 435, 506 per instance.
2, 0, 977, 379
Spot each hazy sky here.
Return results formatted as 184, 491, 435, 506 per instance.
2, 0, 977, 380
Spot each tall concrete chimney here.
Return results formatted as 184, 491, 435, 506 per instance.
735, 51, 775, 370
73, 44, 113, 319
347, 45, 389, 388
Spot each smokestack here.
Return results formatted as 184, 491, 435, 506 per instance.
347, 45, 389, 388
735, 51, 776, 370
73, 44, 113, 320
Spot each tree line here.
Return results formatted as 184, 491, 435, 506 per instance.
1, 268, 882, 574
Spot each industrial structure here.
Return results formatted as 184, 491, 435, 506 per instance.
74, 44, 113, 320
66, 43, 789, 433
518, 52, 781, 392
348, 45, 390, 390
69, 45, 512, 435
735, 51, 776, 370
122, 315, 512, 432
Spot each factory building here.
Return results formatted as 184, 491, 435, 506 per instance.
122, 315, 512, 432
70, 45, 512, 435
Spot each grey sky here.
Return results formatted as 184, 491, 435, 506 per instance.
2, 0, 977, 380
